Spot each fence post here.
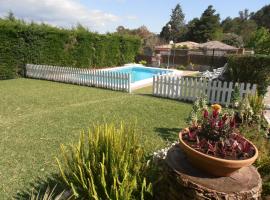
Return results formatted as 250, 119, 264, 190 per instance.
127, 73, 131, 93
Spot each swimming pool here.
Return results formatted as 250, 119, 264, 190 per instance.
107, 65, 173, 83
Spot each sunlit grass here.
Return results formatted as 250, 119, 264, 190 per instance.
0, 78, 192, 199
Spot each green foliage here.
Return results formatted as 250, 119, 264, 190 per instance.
0, 64, 17, 79
247, 27, 270, 55
187, 95, 208, 125
231, 85, 241, 108
186, 5, 222, 42
176, 45, 188, 49
227, 55, 270, 95
236, 93, 265, 124
176, 65, 186, 70
247, 93, 265, 119
139, 60, 147, 65
30, 186, 66, 200
57, 123, 153, 199
222, 33, 244, 48
160, 3, 186, 42
251, 4, 270, 30
239, 124, 270, 197
258, 158, 270, 196
221, 9, 258, 45
0, 18, 141, 79
237, 97, 254, 124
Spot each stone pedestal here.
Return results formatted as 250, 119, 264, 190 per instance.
154, 144, 262, 200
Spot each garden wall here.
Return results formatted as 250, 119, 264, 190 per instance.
0, 19, 141, 79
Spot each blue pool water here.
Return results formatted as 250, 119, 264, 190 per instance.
110, 66, 172, 83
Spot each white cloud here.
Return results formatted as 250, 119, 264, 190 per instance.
0, 0, 120, 32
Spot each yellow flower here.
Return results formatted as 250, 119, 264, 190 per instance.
211, 104, 222, 113
183, 128, 190, 133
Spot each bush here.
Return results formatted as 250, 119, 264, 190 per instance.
0, 18, 141, 79
139, 60, 147, 65
222, 33, 244, 48
30, 185, 66, 200
239, 124, 270, 197
234, 92, 265, 126
0, 64, 17, 79
247, 27, 270, 55
227, 55, 270, 95
57, 123, 152, 199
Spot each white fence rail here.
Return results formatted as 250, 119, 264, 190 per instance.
26, 64, 131, 92
153, 75, 257, 106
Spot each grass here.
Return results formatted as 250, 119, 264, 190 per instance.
0, 78, 192, 199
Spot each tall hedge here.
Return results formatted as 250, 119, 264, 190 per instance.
227, 55, 270, 95
0, 19, 141, 79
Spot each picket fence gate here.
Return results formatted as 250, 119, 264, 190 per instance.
153, 75, 257, 106
26, 64, 131, 93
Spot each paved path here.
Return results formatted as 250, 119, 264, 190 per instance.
264, 86, 270, 125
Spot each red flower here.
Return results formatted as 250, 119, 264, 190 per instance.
218, 120, 223, 128
222, 114, 227, 122
212, 109, 219, 118
203, 109, 209, 119
230, 118, 236, 128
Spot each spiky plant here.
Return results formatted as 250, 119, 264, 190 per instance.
57, 123, 152, 200
30, 185, 67, 200
247, 92, 265, 121
187, 95, 208, 125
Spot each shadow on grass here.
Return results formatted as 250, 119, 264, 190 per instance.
155, 127, 182, 142
14, 174, 69, 199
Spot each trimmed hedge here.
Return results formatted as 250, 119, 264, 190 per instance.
227, 55, 270, 95
0, 19, 141, 79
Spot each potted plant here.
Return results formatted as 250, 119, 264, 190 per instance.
179, 104, 258, 177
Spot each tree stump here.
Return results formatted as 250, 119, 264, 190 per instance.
154, 144, 262, 200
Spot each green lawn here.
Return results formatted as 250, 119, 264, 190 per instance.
0, 78, 192, 199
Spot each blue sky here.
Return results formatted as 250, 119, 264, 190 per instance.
0, 0, 269, 33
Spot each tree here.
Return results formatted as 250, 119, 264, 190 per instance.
160, 3, 186, 42
239, 9, 250, 20
116, 26, 126, 34
222, 33, 243, 48
116, 25, 152, 38
133, 25, 152, 39
6, 10, 15, 21
221, 10, 257, 45
247, 27, 270, 55
251, 4, 270, 30
186, 5, 222, 42
115, 25, 156, 55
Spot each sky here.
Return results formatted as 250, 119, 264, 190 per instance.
0, 0, 269, 33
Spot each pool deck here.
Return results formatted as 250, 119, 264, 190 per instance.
131, 69, 199, 90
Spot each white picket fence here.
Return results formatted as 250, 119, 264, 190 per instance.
26, 64, 131, 92
153, 75, 257, 106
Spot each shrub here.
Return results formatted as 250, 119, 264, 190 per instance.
57, 124, 152, 199
0, 18, 141, 79
239, 124, 270, 197
247, 27, 270, 55
0, 64, 17, 79
187, 95, 208, 125
235, 93, 265, 124
139, 60, 147, 65
29, 185, 66, 200
227, 55, 270, 95
222, 33, 244, 48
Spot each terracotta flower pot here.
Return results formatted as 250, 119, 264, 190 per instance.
178, 131, 258, 177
